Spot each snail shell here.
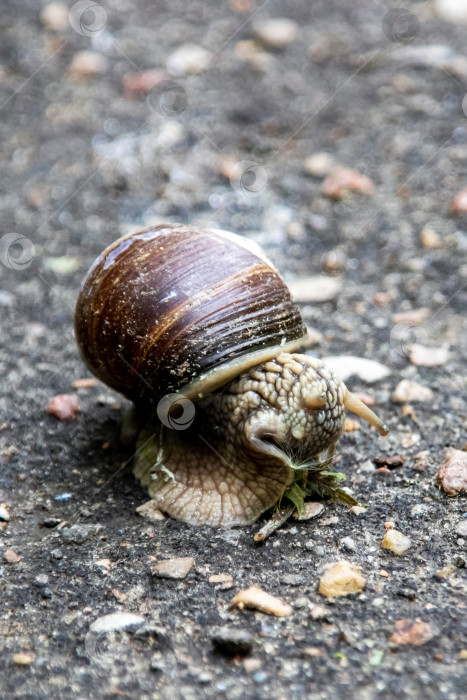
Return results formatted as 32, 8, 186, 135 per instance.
75, 223, 388, 528
75, 224, 307, 403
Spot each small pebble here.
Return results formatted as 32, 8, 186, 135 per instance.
437, 448, 467, 495
229, 586, 292, 617
340, 536, 357, 552
282, 573, 306, 586
415, 450, 430, 471
50, 548, 63, 560
34, 574, 49, 587
61, 525, 90, 544
374, 455, 405, 469
310, 604, 329, 620
288, 276, 341, 303
235, 40, 271, 71
293, 501, 324, 521
4, 549, 21, 564
303, 646, 325, 658
410, 504, 427, 517
122, 69, 168, 98
13, 653, 33, 666
303, 152, 334, 177
244, 657, 262, 672
389, 45, 454, 69
293, 597, 309, 609
410, 344, 449, 367
150, 652, 165, 672
319, 561, 367, 598
0, 290, 14, 307
44, 256, 80, 274
435, 564, 457, 579
41, 517, 62, 528
68, 51, 108, 78
209, 573, 233, 584
420, 228, 442, 248
322, 166, 374, 200
321, 248, 347, 273
459, 649, 467, 660
46, 394, 79, 421
89, 612, 145, 635
211, 627, 253, 656
166, 44, 212, 76
0, 505, 10, 521
254, 671, 268, 683
40, 2, 69, 31
152, 557, 195, 580
344, 418, 360, 432
392, 379, 433, 403
435, 0, 467, 25
72, 378, 98, 389
381, 529, 411, 555
392, 307, 430, 324
198, 672, 212, 684
321, 356, 391, 383
456, 520, 467, 537
449, 187, 467, 215
350, 506, 366, 516
389, 619, 436, 646
253, 18, 298, 49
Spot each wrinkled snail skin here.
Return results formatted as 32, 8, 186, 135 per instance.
75, 224, 389, 528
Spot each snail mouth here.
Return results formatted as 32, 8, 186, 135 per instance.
249, 433, 294, 470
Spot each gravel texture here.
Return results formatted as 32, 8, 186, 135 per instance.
0, 1, 466, 699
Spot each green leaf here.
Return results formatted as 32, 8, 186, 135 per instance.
283, 481, 307, 517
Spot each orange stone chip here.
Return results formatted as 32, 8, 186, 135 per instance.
389, 619, 435, 646
437, 447, 467, 496
322, 166, 374, 200
46, 394, 79, 421
449, 187, 467, 216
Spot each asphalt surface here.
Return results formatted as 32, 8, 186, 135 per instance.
0, 1, 466, 699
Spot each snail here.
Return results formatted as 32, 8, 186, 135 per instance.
75, 224, 388, 528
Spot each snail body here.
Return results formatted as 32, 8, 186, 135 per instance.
75, 224, 388, 527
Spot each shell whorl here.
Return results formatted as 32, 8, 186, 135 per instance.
74, 225, 307, 404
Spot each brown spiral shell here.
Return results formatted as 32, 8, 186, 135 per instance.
74, 224, 307, 404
